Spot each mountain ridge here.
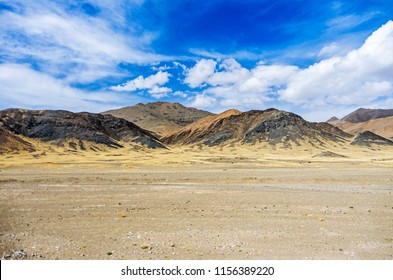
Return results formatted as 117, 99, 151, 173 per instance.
162, 108, 352, 147
2, 103, 393, 155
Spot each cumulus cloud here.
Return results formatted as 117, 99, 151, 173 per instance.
0, 64, 128, 112
208, 58, 250, 86
185, 58, 298, 111
190, 94, 217, 108
281, 20, 393, 108
184, 59, 217, 88
109, 71, 172, 98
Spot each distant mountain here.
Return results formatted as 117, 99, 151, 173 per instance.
328, 109, 393, 140
341, 108, 393, 123
103, 102, 213, 136
0, 125, 35, 154
326, 116, 339, 122
162, 108, 351, 147
0, 109, 165, 149
338, 116, 393, 140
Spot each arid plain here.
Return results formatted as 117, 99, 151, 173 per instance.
1, 143, 393, 260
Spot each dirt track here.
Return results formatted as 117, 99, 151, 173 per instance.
1, 166, 392, 260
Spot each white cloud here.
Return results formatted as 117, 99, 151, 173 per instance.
173, 61, 187, 72
327, 12, 379, 32
189, 48, 266, 61
109, 71, 172, 98
251, 64, 299, 89
189, 94, 217, 108
184, 59, 217, 88
151, 64, 171, 72
186, 59, 297, 93
173, 91, 189, 98
281, 20, 393, 108
0, 63, 128, 112
208, 58, 250, 86
185, 58, 297, 111
110, 71, 170, 91
148, 86, 172, 99
0, 1, 168, 83
318, 42, 342, 58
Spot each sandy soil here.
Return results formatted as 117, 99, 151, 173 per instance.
1, 145, 393, 260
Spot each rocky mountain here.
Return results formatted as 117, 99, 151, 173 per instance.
350, 131, 393, 146
0, 109, 165, 149
103, 102, 213, 136
162, 108, 351, 147
341, 108, 393, 123
0, 125, 35, 154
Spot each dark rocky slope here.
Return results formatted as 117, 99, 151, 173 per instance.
0, 109, 165, 149
350, 131, 393, 146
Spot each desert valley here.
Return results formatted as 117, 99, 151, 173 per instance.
1, 102, 393, 259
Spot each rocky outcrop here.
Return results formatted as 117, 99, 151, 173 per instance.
350, 131, 393, 146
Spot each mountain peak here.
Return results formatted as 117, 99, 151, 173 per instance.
103, 102, 212, 136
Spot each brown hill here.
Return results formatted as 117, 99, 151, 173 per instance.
162, 108, 351, 147
0, 125, 35, 154
103, 102, 213, 136
0, 109, 165, 149
341, 108, 393, 123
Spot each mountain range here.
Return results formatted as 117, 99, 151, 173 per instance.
1, 103, 393, 154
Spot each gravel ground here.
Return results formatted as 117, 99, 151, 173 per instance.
1, 166, 392, 259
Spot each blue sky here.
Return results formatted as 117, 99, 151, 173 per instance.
0, 0, 393, 121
